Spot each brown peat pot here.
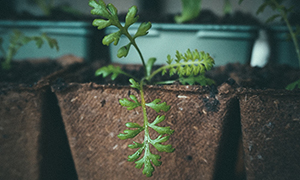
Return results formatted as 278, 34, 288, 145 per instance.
0, 58, 80, 180
53, 82, 241, 180
238, 88, 300, 180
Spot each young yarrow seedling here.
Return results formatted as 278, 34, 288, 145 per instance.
89, 0, 215, 177
239, 0, 300, 89
0, 30, 59, 70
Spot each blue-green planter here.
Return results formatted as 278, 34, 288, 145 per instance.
268, 25, 300, 68
106, 23, 259, 66
0, 20, 104, 61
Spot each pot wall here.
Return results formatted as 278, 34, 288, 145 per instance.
238, 89, 300, 180
53, 83, 241, 180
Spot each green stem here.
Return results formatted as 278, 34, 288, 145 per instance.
139, 79, 150, 156
272, 0, 300, 68
123, 30, 147, 74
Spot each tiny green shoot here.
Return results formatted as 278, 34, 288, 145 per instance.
0, 30, 59, 70
89, 0, 215, 177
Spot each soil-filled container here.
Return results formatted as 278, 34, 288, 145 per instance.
53, 81, 241, 180
0, 58, 79, 180
238, 88, 300, 180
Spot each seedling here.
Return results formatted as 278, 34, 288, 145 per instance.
27, 0, 83, 17
89, 0, 215, 177
240, 0, 300, 89
0, 30, 59, 70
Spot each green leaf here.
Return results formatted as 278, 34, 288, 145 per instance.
175, 0, 202, 23
151, 115, 166, 126
41, 33, 59, 51
126, 122, 142, 128
92, 19, 112, 30
134, 149, 161, 177
163, 49, 215, 79
102, 30, 121, 46
117, 128, 144, 140
152, 143, 175, 153
134, 22, 152, 38
119, 95, 141, 110
256, 2, 268, 15
128, 141, 144, 149
117, 43, 131, 58
128, 147, 144, 161
179, 75, 215, 85
146, 57, 156, 77
286, 79, 300, 90
146, 99, 170, 113
107, 3, 118, 16
125, 6, 139, 28
89, 0, 111, 18
129, 78, 140, 90
149, 124, 174, 135
95, 65, 125, 80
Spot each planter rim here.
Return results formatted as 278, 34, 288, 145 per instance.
107, 22, 260, 32
0, 20, 93, 28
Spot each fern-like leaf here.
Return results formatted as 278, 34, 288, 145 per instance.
146, 99, 171, 113
95, 65, 124, 80
119, 95, 141, 110
117, 122, 144, 140
149, 115, 174, 135
163, 49, 215, 78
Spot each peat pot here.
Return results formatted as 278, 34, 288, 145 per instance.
53, 82, 242, 180
238, 88, 300, 180
0, 59, 79, 180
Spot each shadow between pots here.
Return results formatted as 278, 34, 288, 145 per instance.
213, 97, 245, 180
39, 87, 78, 180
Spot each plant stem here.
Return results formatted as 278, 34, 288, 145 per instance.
124, 31, 147, 74
272, 0, 300, 68
113, 21, 147, 75
139, 79, 150, 155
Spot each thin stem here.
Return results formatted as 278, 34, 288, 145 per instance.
123, 30, 147, 74
139, 79, 150, 151
272, 0, 300, 68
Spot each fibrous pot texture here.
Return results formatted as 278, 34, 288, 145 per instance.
53, 83, 241, 180
238, 88, 300, 180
